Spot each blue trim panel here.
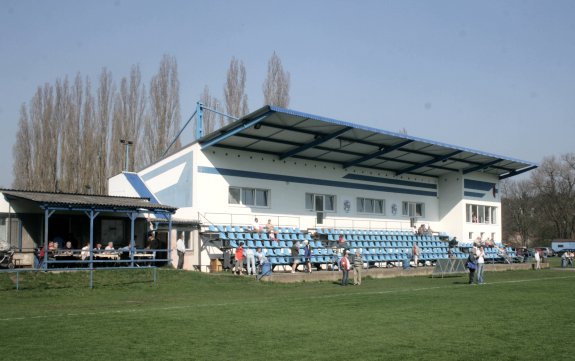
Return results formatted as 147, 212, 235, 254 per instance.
342, 173, 437, 190
464, 191, 485, 198
124, 173, 160, 203
198, 166, 437, 197
464, 179, 495, 191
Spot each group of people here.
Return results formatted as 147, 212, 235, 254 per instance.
251, 217, 277, 240
233, 242, 270, 276
339, 249, 364, 286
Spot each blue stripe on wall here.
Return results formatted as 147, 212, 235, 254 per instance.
342, 173, 437, 190
464, 179, 495, 191
464, 191, 485, 198
198, 166, 438, 197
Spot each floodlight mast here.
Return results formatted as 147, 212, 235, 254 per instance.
120, 139, 133, 172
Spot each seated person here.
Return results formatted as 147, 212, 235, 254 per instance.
265, 219, 276, 239
80, 242, 90, 260
93, 243, 103, 253
252, 218, 262, 233
62, 241, 74, 255
105, 242, 115, 253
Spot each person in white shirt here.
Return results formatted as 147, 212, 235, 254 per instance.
534, 250, 541, 270
475, 245, 486, 284
176, 234, 186, 270
245, 247, 256, 276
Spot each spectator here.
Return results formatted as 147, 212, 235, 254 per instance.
105, 242, 115, 253
340, 250, 351, 286
353, 249, 363, 285
412, 243, 420, 267
303, 240, 312, 273
534, 249, 541, 270
252, 218, 262, 233
255, 247, 266, 273
466, 251, 477, 284
290, 241, 300, 273
265, 219, 276, 240
234, 242, 244, 275
245, 246, 256, 276
94, 243, 103, 253
80, 242, 90, 260
475, 245, 485, 284
176, 233, 186, 269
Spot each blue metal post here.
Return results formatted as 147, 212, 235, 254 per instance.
195, 102, 204, 140
128, 212, 137, 268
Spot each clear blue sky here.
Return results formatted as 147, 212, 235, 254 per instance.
1, 0, 574, 188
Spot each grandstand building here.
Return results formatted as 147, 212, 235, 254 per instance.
108, 105, 537, 271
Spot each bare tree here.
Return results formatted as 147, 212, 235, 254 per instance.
143, 54, 181, 164
531, 154, 575, 239
501, 179, 538, 247
57, 75, 83, 193
12, 105, 33, 190
110, 65, 146, 174
95, 68, 113, 194
262, 51, 290, 108
29, 84, 59, 191
224, 57, 249, 119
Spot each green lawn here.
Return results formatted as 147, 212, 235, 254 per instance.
0, 267, 573, 361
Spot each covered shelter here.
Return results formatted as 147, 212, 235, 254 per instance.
0, 189, 178, 269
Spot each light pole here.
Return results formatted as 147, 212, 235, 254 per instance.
120, 139, 133, 172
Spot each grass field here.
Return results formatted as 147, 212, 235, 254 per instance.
0, 265, 574, 361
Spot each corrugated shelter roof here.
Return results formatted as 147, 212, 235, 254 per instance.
1, 189, 178, 212
198, 105, 537, 179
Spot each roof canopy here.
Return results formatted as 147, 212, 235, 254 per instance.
199, 106, 537, 180
1, 189, 178, 213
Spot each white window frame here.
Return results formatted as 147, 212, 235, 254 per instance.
305, 193, 336, 213
357, 197, 385, 215
466, 204, 497, 224
401, 201, 425, 217
228, 187, 270, 208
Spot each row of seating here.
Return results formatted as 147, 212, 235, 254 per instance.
208, 224, 303, 234
316, 228, 418, 236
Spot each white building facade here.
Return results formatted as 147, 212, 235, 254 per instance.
108, 105, 536, 270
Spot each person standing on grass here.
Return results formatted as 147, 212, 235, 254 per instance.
290, 241, 300, 273
412, 242, 420, 267
534, 249, 541, 270
245, 246, 256, 276
466, 251, 477, 284
235, 242, 244, 275
340, 250, 351, 286
303, 240, 312, 273
176, 234, 186, 270
353, 249, 363, 285
475, 245, 485, 284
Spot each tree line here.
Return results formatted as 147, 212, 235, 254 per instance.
12, 52, 290, 194
502, 153, 575, 246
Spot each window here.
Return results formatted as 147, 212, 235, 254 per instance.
305, 193, 336, 212
466, 204, 497, 224
357, 197, 385, 215
402, 201, 424, 217
228, 187, 270, 207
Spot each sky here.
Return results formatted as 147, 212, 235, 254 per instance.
1, 0, 574, 188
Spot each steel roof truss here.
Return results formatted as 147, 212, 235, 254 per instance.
396, 150, 463, 176
278, 126, 353, 160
